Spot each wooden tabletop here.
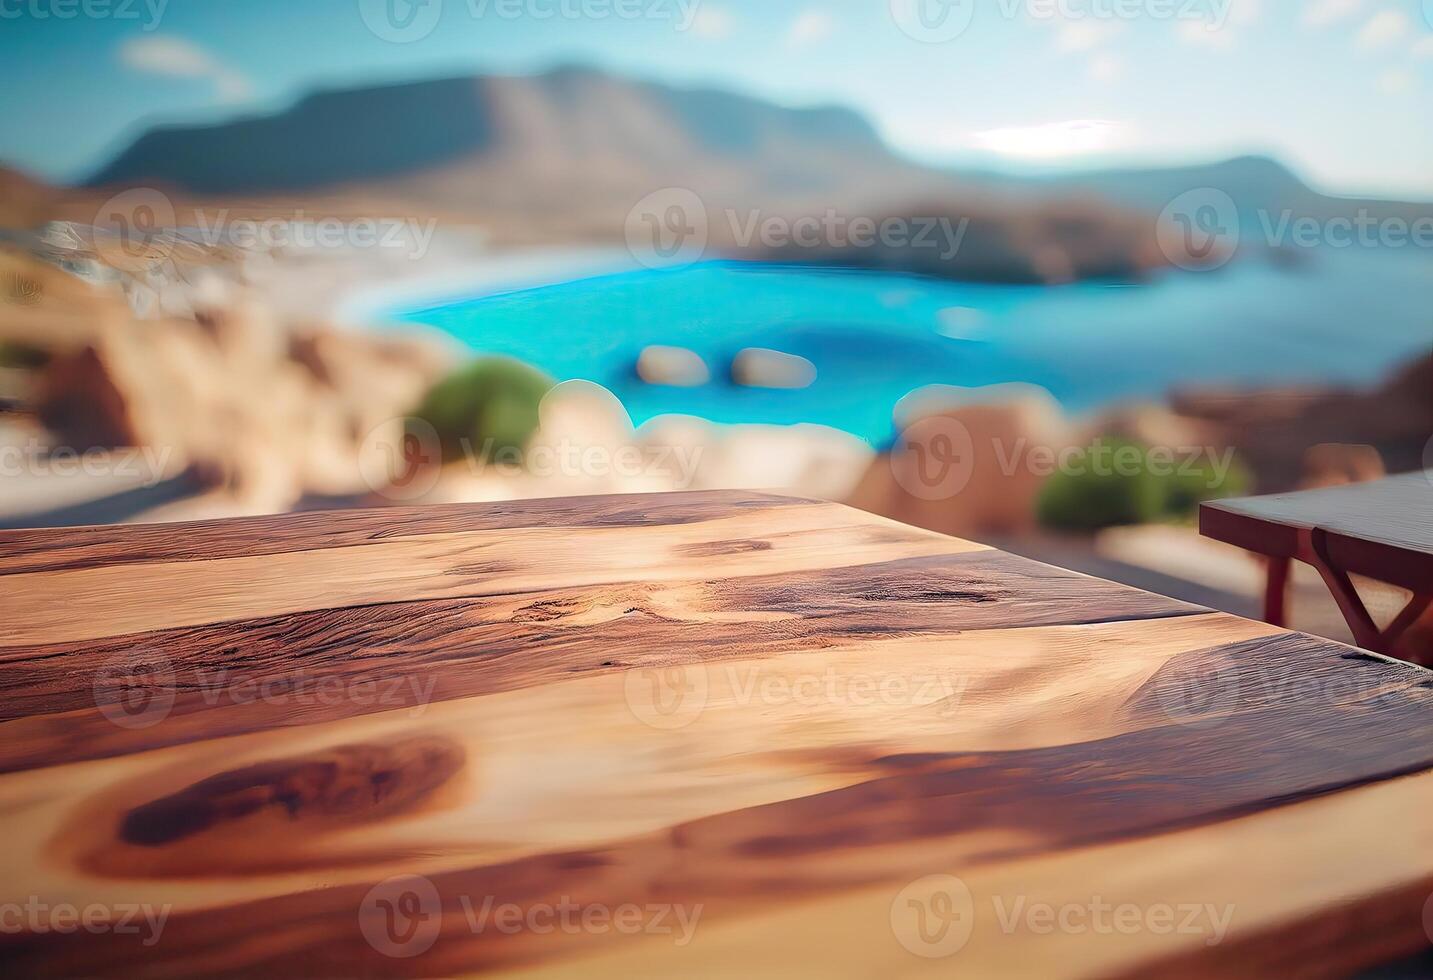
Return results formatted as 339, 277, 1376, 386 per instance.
1201, 471, 1433, 591
2, 490, 1432, 977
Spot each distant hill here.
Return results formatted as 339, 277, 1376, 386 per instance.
86, 66, 1433, 232
993, 155, 1433, 226
86, 67, 952, 215
1034, 156, 1319, 214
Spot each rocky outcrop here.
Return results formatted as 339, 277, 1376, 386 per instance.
0, 167, 57, 227
1170, 353, 1433, 492
741, 198, 1177, 285
1085, 402, 1220, 455
32, 299, 457, 514
846, 385, 1075, 539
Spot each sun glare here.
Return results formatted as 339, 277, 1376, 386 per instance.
970, 119, 1124, 159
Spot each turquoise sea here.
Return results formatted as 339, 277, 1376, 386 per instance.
394, 251, 1433, 446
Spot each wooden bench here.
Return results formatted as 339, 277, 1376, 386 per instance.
1201, 471, 1433, 660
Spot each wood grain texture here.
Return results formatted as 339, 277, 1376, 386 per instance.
0, 490, 1430, 978
0, 491, 814, 576
0, 500, 986, 646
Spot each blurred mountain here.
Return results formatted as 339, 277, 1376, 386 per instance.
85, 66, 1433, 234
86, 66, 953, 220
995, 155, 1433, 224
1040, 156, 1317, 213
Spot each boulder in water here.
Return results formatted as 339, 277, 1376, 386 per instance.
731, 347, 816, 389
637, 345, 709, 387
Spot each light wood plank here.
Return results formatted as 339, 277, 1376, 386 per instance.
0, 502, 987, 645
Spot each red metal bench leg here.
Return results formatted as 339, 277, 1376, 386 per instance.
1308, 528, 1432, 658
1263, 555, 1290, 628
1310, 529, 1386, 652
1381, 594, 1432, 659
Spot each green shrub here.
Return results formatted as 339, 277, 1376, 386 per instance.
1036, 436, 1248, 531
1036, 438, 1165, 531
412, 357, 555, 462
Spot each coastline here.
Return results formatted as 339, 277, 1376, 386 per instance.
333, 243, 640, 328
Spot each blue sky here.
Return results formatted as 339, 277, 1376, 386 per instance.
3, 0, 1432, 196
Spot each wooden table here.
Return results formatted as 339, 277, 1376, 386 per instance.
2, 490, 1432, 977
1201, 472, 1433, 660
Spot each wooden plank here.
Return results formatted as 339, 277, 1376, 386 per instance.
0, 490, 814, 577
0, 501, 987, 645
0, 551, 1204, 773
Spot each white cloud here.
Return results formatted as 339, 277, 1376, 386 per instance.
1414, 36, 1433, 58
787, 9, 834, 46
970, 119, 1124, 159
689, 6, 734, 39
120, 36, 213, 76
119, 35, 252, 102
1088, 54, 1122, 83
1377, 68, 1415, 95
1301, 0, 1365, 27
1355, 10, 1411, 50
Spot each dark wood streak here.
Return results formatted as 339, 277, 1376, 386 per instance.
729, 636, 1433, 859
119, 737, 465, 847
0, 552, 1201, 773
0, 490, 813, 576
678, 539, 775, 557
